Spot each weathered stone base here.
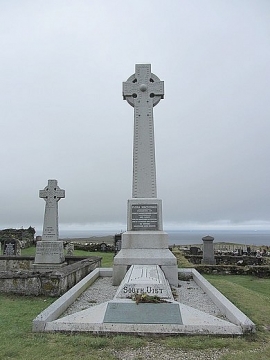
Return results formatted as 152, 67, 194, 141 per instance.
31, 262, 67, 272
34, 241, 65, 264
0, 256, 101, 296
113, 231, 178, 286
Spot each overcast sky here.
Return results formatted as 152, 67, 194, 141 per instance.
1, 1, 270, 232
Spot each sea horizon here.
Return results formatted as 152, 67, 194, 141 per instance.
56, 228, 270, 247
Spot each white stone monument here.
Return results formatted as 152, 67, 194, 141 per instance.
113, 64, 178, 286
33, 180, 66, 270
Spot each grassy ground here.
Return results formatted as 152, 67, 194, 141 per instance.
21, 246, 114, 268
2, 249, 270, 359
2, 274, 270, 359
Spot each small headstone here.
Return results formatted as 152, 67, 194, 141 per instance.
66, 242, 74, 256
100, 243, 107, 252
3, 239, 17, 256
114, 234, 122, 254
190, 246, 199, 255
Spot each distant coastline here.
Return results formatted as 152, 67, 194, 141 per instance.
58, 229, 270, 247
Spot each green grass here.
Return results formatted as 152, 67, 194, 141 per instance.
2, 274, 270, 359
3, 254, 270, 358
21, 246, 114, 267
205, 275, 270, 330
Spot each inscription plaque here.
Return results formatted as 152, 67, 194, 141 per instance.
131, 204, 158, 231
34, 241, 65, 264
104, 302, 182, 324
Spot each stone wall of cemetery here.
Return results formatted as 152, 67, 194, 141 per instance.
195, 264, 270, 277
0, 256, 101, 296
0, 227, 35, 248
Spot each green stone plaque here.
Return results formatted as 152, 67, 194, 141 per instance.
104, 302, 182, 324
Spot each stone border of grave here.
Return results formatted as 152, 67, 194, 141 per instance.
32, 267, 255, 334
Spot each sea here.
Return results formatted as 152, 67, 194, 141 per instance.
59, 229, 270, 247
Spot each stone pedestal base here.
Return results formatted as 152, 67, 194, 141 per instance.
32, 241, 66, 271
113, 231, 178, 286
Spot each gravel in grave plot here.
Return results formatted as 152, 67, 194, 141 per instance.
62, 276, 225, 319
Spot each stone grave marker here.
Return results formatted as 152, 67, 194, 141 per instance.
3, 239, 17, 256
190, 246, 199, 255
100, 242, 107, 252
114, 234, 122, 254
114, 265, 174, 300
113, 64, 178, 286
105, 264, 182, 325
32, 180, 66, 270
65, 242, 74, 256
202, 235, 216, 265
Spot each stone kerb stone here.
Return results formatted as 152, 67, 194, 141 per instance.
114, 265, 174, 300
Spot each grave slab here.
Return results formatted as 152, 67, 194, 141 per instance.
114, 265, 174, 300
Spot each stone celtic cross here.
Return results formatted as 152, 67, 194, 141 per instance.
39, 179, 65, 241
123, 64, 164, 198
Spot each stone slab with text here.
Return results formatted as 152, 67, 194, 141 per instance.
115, 265, 174, 300
34, 241, 65, 264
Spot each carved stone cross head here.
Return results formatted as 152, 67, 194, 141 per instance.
123, 64, 164, 108
39, 180, 65, 204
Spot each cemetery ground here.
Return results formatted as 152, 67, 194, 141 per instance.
1, 248, 270, 359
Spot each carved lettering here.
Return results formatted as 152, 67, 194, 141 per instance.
131, 204, 158, 231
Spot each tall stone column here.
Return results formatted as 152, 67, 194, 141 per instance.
202, 235, 216, 265
113, 64, 178, 286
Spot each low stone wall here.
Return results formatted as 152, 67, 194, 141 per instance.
0, 256, 34, 271
195, 264, 270, 277
70, 242, 115, 252
185, 254, 267, 266
0, 256, 101, 296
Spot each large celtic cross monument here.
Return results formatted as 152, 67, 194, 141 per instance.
123, 63, 164, 198
33, 179, 66, 270
113, 64, 178, 286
